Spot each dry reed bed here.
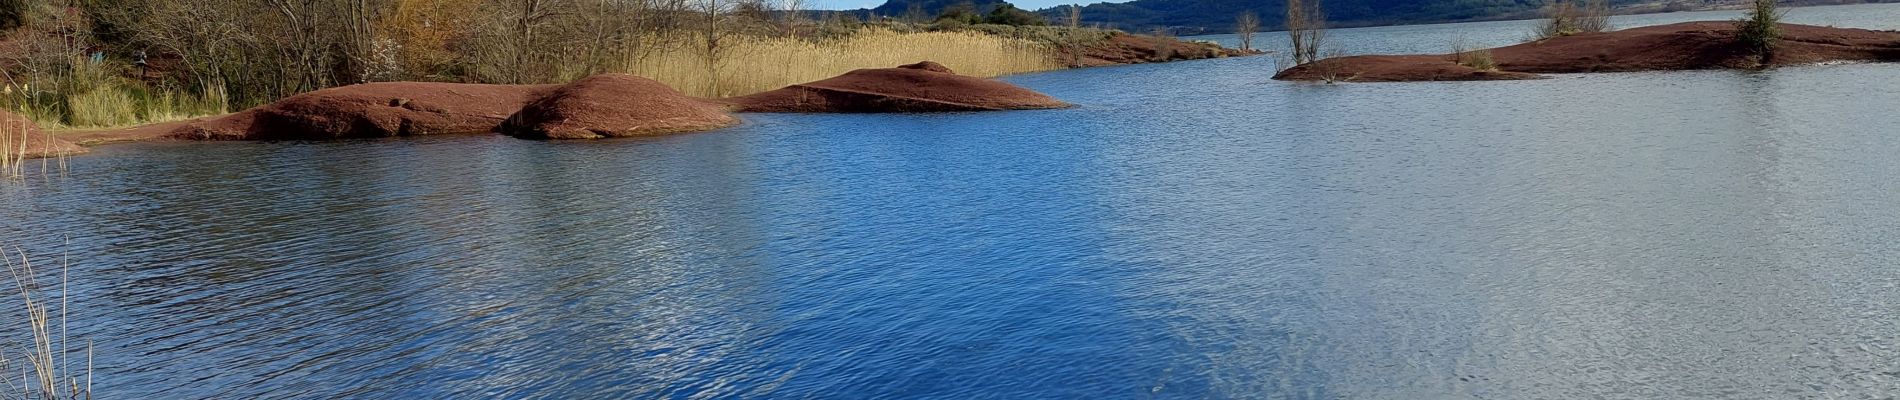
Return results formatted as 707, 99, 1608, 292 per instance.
625, 29, 1062, 98
1, 245, 91, 399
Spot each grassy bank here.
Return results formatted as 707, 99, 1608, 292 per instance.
0, 0, 1163, 130
5, 27, 1056, 128
628, 28, 1061, 98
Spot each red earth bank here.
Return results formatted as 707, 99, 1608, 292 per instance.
1274, 22, 1900, 82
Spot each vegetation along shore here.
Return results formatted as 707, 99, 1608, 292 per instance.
0, 0, 1256, 161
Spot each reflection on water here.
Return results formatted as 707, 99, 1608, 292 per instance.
3, 4, 1900, 398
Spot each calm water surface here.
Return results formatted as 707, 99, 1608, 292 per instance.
4, 4, 1900, 398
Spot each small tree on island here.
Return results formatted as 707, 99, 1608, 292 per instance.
1737, 0, 1783, 62
1235, 11, 1260, 51
1285, 0, 1326, 64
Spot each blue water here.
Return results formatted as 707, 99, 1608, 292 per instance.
3, 4, 1900, 398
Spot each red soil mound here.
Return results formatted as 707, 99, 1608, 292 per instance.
1274, 55, 1544, 82
144, 65, 1068, 142
1064, 33, 1263, 67
724, 62, 1069, 113
1493, 22, 1900, 72
898, 61, 955, 73
500, 74, 738, 140
1275, 22, 1900, 82
170, 82, 556, 140
0, 112, 87, 159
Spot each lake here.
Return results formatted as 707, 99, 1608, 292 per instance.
3, 3, 1900, 398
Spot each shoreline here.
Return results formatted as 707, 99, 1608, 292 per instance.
39, 39, 1258, 154
1273, 21, 1900, 82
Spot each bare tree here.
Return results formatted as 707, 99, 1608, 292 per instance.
781, 0, 808, 38
1234, 10, 1258, 51
1536, 0, 1610, 39
1284, 0, 1325, 64
904, 2, 925, 24
1067, 4, 1080, 29
1578, 0, 1611, 33
701, 0, 732, 95
506, 0, 565, 83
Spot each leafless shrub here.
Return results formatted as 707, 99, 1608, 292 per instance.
1285, 0, 1325, 64
1314, 48, 1352, 83
1534, 0, 1611, 40
1234, 11, 1259, 51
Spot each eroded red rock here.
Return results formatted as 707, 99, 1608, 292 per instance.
171, 82, 556, 140
724, 63, 1070, 112
500, 74, 739, 140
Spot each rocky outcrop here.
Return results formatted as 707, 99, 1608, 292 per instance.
153, 62, 1066, 142
724, 62, 1070, 113
171, 82, 556, 140
499, 74, 739, 140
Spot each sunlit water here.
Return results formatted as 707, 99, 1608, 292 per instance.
3, 4, 1900, 398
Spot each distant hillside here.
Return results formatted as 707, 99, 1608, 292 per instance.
864, 0, 1016, 18
1032, 0, 1592, 34
1030, 0, 1900, 34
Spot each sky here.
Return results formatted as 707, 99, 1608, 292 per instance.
818, 0, 1130, 11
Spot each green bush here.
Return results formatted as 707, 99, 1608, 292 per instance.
983, 4, 1047, 26
1737, 0, 1782, 59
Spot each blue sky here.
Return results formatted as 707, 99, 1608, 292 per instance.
819, 0, 1128, 11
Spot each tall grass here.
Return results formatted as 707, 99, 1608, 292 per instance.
0, 245, 91, 400
0, 115, 65, 179
3, 58, 229, 130
620, 28, 1061, 98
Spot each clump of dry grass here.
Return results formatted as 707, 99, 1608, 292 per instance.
0, 245, 91, 400
0, 117, 59, 179
1450, 39, 1497, 71
621, 28, 1060, 98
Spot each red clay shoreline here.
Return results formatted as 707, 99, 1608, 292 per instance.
21, 33, 1261, 158
19, 61, 1074, 158
1274, 21, 1900, 82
